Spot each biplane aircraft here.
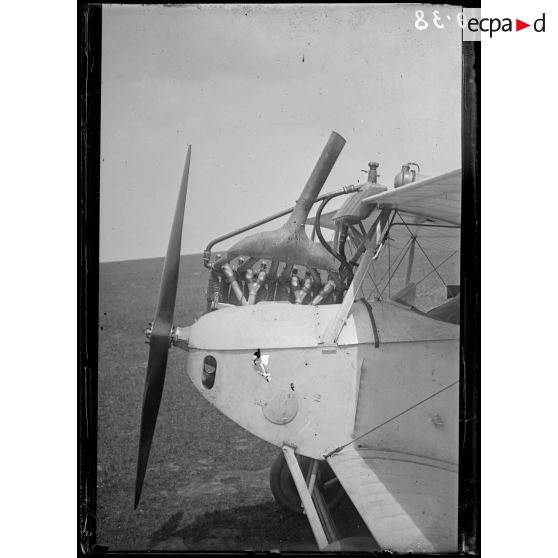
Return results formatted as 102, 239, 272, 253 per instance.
135, 132, 461, 552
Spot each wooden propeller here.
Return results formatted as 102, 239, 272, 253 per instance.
134, 146, 191, 508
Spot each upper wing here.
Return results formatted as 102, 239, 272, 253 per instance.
327, 446, 458, 553
361, 169, 461, 226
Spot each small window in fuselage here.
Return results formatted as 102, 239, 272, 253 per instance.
202, 355, 217, 389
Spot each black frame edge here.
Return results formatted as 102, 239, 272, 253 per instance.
458, 40, 481, 554
79, 3, 102, 554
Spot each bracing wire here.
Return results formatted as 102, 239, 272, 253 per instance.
415, 249, 460, 287
373, 236, 413, 295
324, 380, 459, 459
379, 237, 415, 299
397, 212, 447, 287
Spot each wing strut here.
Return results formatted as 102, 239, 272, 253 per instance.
282, 445, 329, 550
282, 445, 347, 549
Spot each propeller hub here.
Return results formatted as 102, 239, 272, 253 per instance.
171, 326, 191, 350
144, 323, 153, 341
145, 322, 183, 349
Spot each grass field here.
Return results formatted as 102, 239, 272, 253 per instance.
97, 245, 458, 551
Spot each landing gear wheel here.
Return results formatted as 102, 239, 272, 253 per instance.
269, 451, 346, 514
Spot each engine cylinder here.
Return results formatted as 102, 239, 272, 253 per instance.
205, 269, 222, 311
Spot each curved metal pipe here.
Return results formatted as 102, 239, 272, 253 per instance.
315, 192, 354, 284
210, 132, 349, 272
203, 190, 355, 267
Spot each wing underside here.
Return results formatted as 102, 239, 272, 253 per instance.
327, 446, 458, 553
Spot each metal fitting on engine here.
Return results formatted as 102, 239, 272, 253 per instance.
275, 263, 293, 301
244, 267, 254, 284
294, 271, 313, 304
311, 278, 336, 305
290, 267, 300, 290
309, 268, 322, 293
248, 263, 268, 304
362, 161, 379, 184
289, 268, 300, 303
221, 263, 248, 305
205, 264, 224, 312
266, 260, 280, 301
203, 249, 212, 268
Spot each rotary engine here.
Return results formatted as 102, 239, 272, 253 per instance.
204, 256, 343, 311
200, 134, 413, 314
202, 132, 350, 312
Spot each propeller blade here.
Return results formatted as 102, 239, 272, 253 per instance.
134, 146, 191, 508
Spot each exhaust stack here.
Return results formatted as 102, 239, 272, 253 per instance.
220, 132, 346, 272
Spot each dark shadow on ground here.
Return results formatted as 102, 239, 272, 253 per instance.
148, 510, 185, 547
149, 501, 316, 551
148, 495, 378, 552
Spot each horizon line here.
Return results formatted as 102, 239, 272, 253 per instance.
99, 252, 203, 265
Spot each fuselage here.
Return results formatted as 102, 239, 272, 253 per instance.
182, 300, 459, 464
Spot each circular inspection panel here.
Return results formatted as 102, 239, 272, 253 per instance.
262, 390, 299, 425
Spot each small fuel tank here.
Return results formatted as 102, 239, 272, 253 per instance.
394, 162, 421, 188
334, 162, 387, 224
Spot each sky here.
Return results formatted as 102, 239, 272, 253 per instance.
100, 3, 462, 262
